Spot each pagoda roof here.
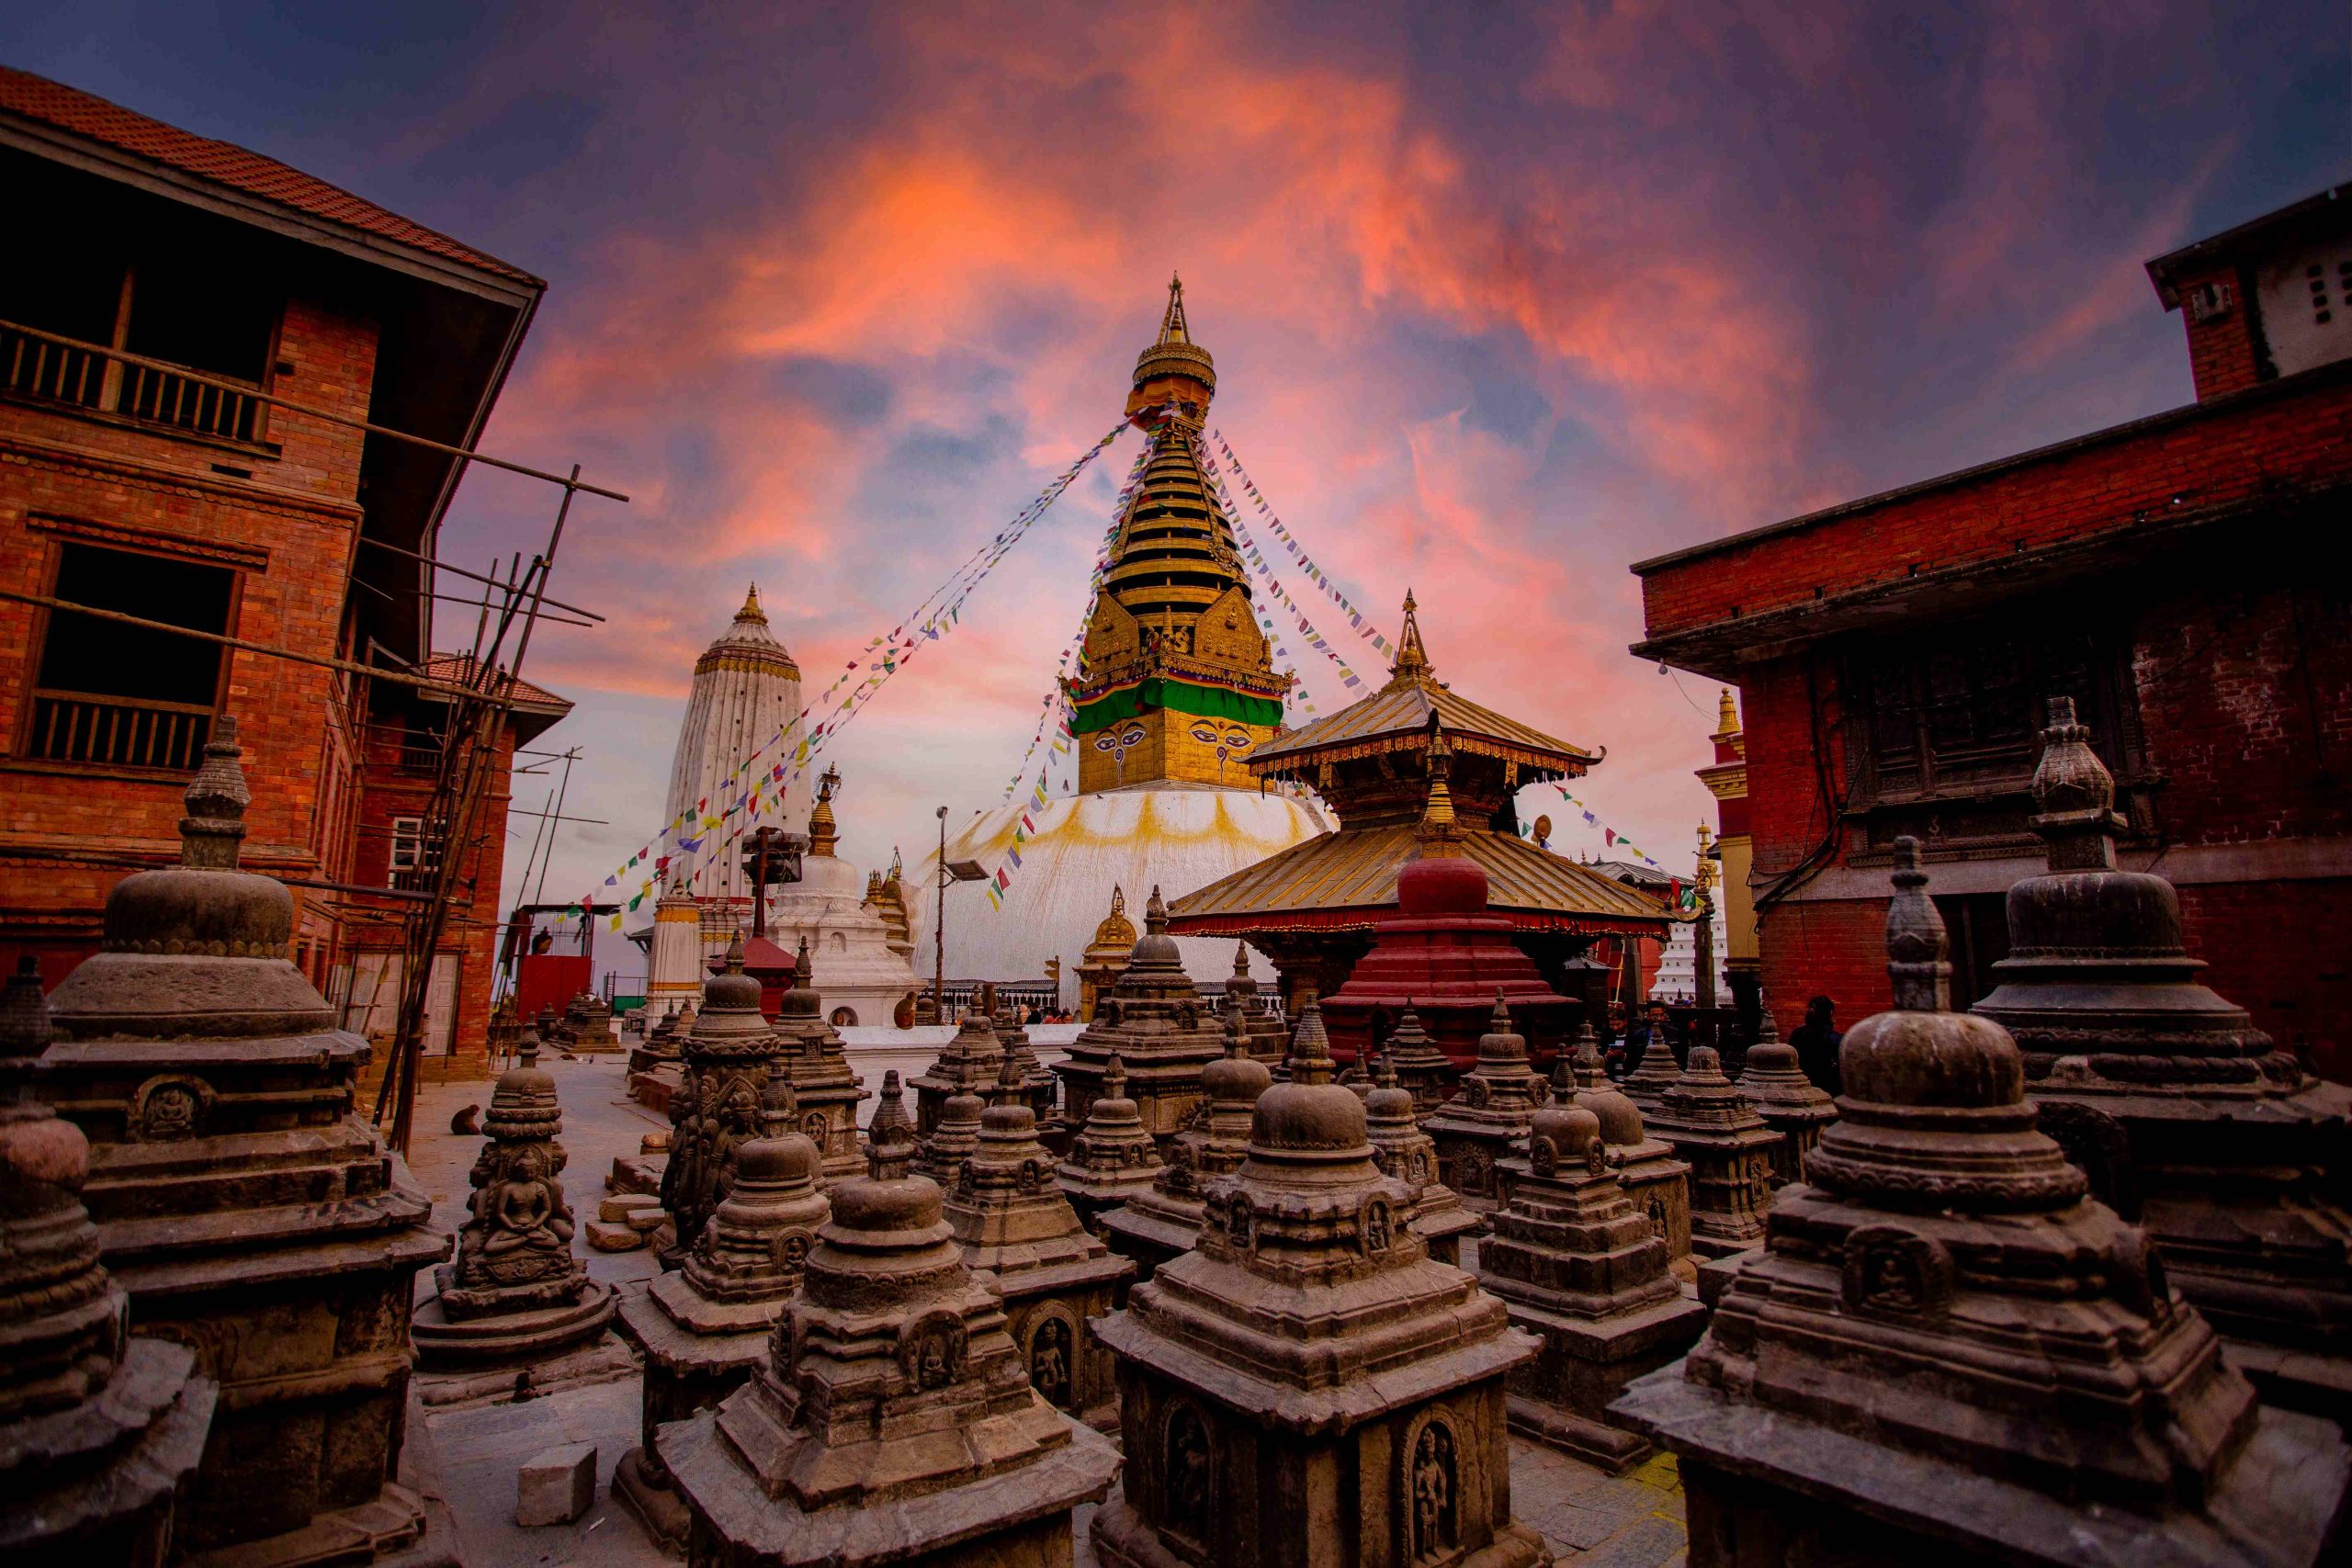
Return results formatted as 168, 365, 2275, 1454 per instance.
1166, 824, 1668, 938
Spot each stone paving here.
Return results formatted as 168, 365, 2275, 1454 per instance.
399, 1054, 1689, 1567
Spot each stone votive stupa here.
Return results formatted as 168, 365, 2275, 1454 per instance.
0, 956, 215, 1567
562, 987, 620, 1052
768, 937, 866, 1182
1222, 945, 1290, 1066
1422, 992, 1550, 1209
1731, 998, 1837, 1188
864, 1068, 913, 1147
1614, 838, 2347, 1568
1054, 887, 1225, 1144
1479, 1101, 1706, 1473
615, 1079, 831, 1551
1566, 1030, 1695, 1287
1646, 1044, 1776, 1259
658, 1128, 1120, 1567
412, 1032, 618, 1366
994, 993, 1060, 1124
1091, 974, 1546, 1568
915, 1082, 986, 1189
40, 718, 449, 1562
1363, 1048, 1481, 1265
943, 1055, 1135, 1428
1384, 998, 1454, 1113
1973, 696, 2352, 1415
1054, 1051, 1163, 1235
1617, 1016, 1684, 1121
663, 933, 781, 1269
910, 1007, 1004, 1136
1100, 1006, 1272, 1280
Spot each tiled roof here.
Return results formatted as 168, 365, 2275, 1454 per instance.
1167, 825, 1670, 934
1254, 676, 1596, 773
0, 65, 540, 287
421, 653, 570, 715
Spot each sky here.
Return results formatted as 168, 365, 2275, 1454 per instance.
9, 2, 2346, 954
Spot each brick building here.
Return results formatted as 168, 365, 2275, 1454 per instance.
1632, 184, 2351, 1077
0, 66, 561, 1078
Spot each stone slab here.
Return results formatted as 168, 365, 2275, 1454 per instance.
602, 1195, 662, 1224
589, 1219, 647, 1251
517, 1442, 597, 1527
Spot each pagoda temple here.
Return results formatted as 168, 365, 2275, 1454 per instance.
1170, 591, 1668, 1060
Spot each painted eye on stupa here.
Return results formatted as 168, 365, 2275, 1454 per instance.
1223, 728, 1251, 750
1190, 723, 1220, 744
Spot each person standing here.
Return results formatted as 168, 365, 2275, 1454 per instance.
1789, 996, 1844, 1098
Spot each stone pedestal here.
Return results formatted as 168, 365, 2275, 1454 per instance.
616, 1121, 830, 1551
1055, 889, 1224, 1145
1733, 1023, 1836, 1189
1612, 839, 2345, 1568
1363, 1050, 1480, 1265
560, 989, 620, 1052
1647, 1046, 1776, 1258
910, 1010, 1004, 1135
1101, 1010, 1270, 1280
659, 1132, 1118, 1568
1055, 1053, 1163, 1236
1423, 995, 1550, 1210
413, 1035, 617, 1367
1481, 1102, 1705, 1473
1972, 698, 2352, 1418
1091, 997, 1545, 1568
0, 957, 216, 1568
768, 940, 865, 1183
944, 1057, 1135, 1428
41, 722, 452, 1564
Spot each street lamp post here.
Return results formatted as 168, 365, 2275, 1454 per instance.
928, 805, 989, 1024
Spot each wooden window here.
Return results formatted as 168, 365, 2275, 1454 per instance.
387, 816, 446, 893
21, 539, 239, 773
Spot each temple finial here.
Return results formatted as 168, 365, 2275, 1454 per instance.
1385, 589, 1432, 690
724, 930, 747, 974
737, 582, 766, 624
1714, 685, 1739, 739
2030, 694, 2124, 874
1159, 272, 1190, 344
1884, 837, 1952, 1012
180, 715, 251, 869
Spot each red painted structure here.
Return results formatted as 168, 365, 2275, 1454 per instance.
1631, 185, 2352, 1078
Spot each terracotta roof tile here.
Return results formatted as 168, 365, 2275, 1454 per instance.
0, 65, 540, 288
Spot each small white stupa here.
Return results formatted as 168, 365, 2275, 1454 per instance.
754, 767, 922, 1030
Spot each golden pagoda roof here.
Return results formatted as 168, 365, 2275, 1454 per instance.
1167, 823, 1669, 936
1252, 592, 1596, 776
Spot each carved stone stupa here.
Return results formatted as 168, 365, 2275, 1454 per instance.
1384, 1000, 1454, 1113
1222, 945, 1290, 1065
1054, 1052, 1164, 1235
1646, 1045, 1777, 1258
1566, 1032, 1695, 1287
1480, 1101, 1706, 1472
413, 1033, 617, 1365
768, 938, 866, 1183
1422, 993, 1551, 1209
616, 1078, 831, 1551
911, 1009, 1005, 1135
1091, 979, 1547, 1568
659, 1129, 1120, 1567
1973, 696, 2352, 1412
1731, 1000, 1837, 1188
1615, 838, 2347, 1567
663, 935, 780, 1269
0, 957, 215, 1567
1363, 1049, 1481, 1265
41, 719, 450, 1562
1100, 1007, 1271, 1280
1056, 888, 1226, 1142
943, 1055, 1135, 1428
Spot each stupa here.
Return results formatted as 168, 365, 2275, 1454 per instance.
1363, 1047, 1481, 1265
746, 771, 921, 1031
915, 1085, 986, 1189
1221, 945, 1290, 1064
1171, 591, 1666, 1030
1055, 887, 1226, 1142
1091, 963, 1546, 1568
644, 876, 705, 1022
1615, 839, 2347, 1568
911, 1009, 1005, 1134
943, 1055, 1135, 1427
1073, 885, 1137, 1022
1564, 1031, 1696, 1288
0, 957, 215, 1566
662, 934, 778, 1269
662, 585, 811, 917
1480, 1101, 1706, 1472
1733, 1001, 1837, 1188
912, 282, 1329, 994
767, 937, 866, 1182
658, 1128, 1121, 1567
1647, 1045, 1777, 1259
616, 1084, 831, 1551
413, 1032, 618, 1364
1100, 1006, 1271, 1279
987, 986, 1059, 1122
1422, 994, 1551, 1209
1974, 695, 2352, 1412
1384, 1000, 1454, 1112
865, 1069, 913, 1146
1054, 1051, 1164, 1234
40, 718, 449, 1562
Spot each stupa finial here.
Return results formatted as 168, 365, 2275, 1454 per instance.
1385, 588, 1433, 690
1413, 718, 1463, 856
2030, 694, 2125, 873
1714, 685, 1739, 739
1288, 999, 1336, 1086
808, 763, 841, 856
180, 714, 251, 869
723, 929, 747, 975
1159, 272, 1190, 344
1884, 837, 1951, 1012
736, 582, 766, 624
1144, 886, 1168, 935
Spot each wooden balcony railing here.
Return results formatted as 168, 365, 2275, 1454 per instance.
2, 324, 265, 445
25, 690, 215, 773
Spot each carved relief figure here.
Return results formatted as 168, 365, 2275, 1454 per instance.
1030, 1317, 1073, 1410
1411, 1423, 1458, 1561
1166, 1404, 1213, 1531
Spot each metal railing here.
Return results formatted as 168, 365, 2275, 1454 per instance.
2, 324, 265, 444
25, 690, 214, 772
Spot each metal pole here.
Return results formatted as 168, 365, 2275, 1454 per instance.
932, 806, 948, 1022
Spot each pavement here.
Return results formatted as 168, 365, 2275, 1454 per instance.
399, 1052, 1688, 1567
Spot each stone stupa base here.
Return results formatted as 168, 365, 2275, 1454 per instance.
183, 1482, 453, 1568
1688, 1226, 1768, 1262
610, 1448, 692, 1556
2215, 1337, 2352, 1428
409, 1280, 618, 1371
1612, 1367, 2350, 1568
1500, 1292, 1709, 1475
1098, 1197, 1201, 1282
612, 1280, 781, 1555
5, 1338, 216, 1568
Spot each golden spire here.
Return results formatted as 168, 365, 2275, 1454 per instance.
736, 582, 766, 624
1412, 718, 1463, 857
1713, 685, 1740, 741
808, 763, 841, 856
1159, 272, 1192, 344
1385, 588, 1434, 691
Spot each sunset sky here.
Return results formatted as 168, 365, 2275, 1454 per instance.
12, 4, 2346, 938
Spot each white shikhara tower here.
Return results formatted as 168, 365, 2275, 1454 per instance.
662, 585, 809, 906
